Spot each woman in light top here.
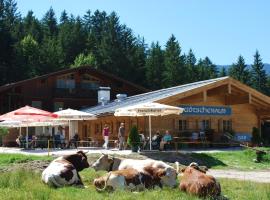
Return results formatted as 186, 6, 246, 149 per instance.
102, 124, 110, 149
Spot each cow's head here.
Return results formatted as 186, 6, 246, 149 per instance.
91, 154, 114, 171
63, 151, 89, 171
179, 162, 208, 177
159, 167, 177, 188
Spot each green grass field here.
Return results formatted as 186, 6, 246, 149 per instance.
0, 150, 269, 200
191, 148, 270, 170
0, 153, 52, 167
0, 168, 269, 200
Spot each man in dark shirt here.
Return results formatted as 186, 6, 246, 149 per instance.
118, 123, 125, 150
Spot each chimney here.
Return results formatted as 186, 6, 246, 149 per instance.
98, 87, 111, 105
115, 93, 127, 102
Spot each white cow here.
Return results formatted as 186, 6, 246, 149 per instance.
42, 151, 89, 187
91, 154, 178, 188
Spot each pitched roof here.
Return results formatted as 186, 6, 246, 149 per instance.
81, 76, 230, 116
0, 66, 148, 93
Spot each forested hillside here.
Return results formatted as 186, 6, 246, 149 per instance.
0, 0, 269, 95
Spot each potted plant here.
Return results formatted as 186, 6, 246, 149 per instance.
0, 127, 9, 146
252, 127, 261, 146
127, 126, 140, 152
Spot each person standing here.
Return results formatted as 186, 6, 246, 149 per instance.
118, 123, 125, 150
102, 124, 110, 149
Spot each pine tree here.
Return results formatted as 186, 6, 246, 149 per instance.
203, 57, 218, 79
219, 67, 227, 77
23, 11, 42, 42
42, 7, 58, 38
251, 50, 268, 94
163, 35, 185, 87
145, 42, 165, 89
185, 49, 197, 82
228, 55, 250, 84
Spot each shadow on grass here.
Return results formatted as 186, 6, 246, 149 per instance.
139, 152, 227, 168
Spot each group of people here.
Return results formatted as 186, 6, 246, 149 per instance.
151, 130, 172, 151
102, 122, 172, 151
15, 126, 81, 149
15, 134, 38, 148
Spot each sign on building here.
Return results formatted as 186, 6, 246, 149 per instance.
180, 105, 232, 116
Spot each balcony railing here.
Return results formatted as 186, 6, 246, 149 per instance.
53, 87, 98, 99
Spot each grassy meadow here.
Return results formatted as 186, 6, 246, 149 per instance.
0, 153, 52, 167
191, 148, 270, 170
0, 168, 269, 200
0, 149, 270, 200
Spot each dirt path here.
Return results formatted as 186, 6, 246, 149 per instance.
208, 169, 270, 183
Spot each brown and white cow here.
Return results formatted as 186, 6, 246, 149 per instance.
179, 162, 221, 198
91, 154, 177, 188
42, 151, 89, 188
94, 166, 167, 191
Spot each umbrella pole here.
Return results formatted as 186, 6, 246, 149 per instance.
69, 120, 71, 140
19, 127, 21, 136
149, 116, 152, 150
26, 126, 29, 149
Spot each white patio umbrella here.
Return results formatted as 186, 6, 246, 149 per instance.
114, 102, 184, 150
54, 108, 97, 139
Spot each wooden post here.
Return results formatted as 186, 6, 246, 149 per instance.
249, 93, 252, 104
203, 90, 207, 102
47, 139, 50, 156
228, 83, 231, 94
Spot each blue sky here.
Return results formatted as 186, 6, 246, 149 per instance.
16, 0, 270, 65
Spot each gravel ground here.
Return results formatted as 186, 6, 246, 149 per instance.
208, 169, 270, 183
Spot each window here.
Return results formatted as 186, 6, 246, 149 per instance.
56, 74, 75, 89
202, 120, 211, 130
81, 74, 100, 90
83, 125, 88, 139
179, 120, 187, 131
95, 124, 100, 135
223, 120, 232, 132
54, 102, 64, 111
32, 101, 42, 109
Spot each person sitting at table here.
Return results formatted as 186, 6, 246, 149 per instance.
15, 135, 23, 148
30, 134, 37, 148
159, 130, 172, 151
151, 131, 162, 150
67, 133, 80, 148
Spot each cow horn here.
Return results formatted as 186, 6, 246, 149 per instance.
84, 151, 89, 154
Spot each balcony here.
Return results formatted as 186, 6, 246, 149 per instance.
53, 88, 98, 99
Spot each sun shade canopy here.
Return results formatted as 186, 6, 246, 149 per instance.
54, 108, 97, 120
0, 105, 58, 122
114, 102, 183, 117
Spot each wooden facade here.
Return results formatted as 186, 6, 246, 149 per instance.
78, 78, 270, 145
0, 66, 148, 114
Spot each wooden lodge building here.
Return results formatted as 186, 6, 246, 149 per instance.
0, 66, 148, 114
79, 76, 270, 146
0, 66, 148, 145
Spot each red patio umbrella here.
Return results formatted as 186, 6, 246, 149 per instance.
14, 106, 58, 118
0, 105, 58, 148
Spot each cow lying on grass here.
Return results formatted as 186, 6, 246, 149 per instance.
179, 162, 221, 198
94, 166, 167, 191
91, 154, 177, 188
42, 151, 89, 188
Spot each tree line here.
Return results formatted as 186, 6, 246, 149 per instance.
0, 0, 269, 95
